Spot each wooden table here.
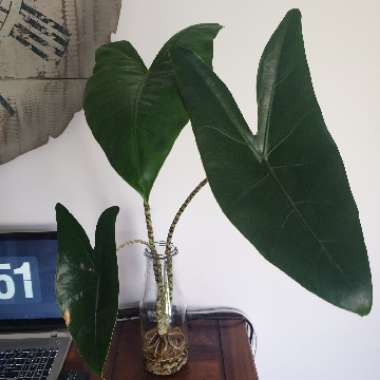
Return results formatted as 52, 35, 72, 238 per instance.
63, 312, 259, 380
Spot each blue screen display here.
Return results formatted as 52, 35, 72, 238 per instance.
0, 236, 61, 320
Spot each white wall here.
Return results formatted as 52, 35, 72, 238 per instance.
1, 0, 379, 379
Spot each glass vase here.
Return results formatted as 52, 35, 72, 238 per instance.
140, 241, 188, 376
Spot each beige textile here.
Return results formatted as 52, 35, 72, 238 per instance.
0, 0, 122, 163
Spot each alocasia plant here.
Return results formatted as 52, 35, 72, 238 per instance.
55, 9, 372, 376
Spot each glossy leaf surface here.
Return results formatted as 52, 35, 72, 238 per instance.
55, 204, 120, 375
172, 10, 372, 315
84, 24, 222, 200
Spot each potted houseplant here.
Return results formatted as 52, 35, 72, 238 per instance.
55, 9, 372, 378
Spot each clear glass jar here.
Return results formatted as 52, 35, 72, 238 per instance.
140, 241, 188, 376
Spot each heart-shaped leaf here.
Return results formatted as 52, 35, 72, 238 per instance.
84, 24, 222, 201
171, 10, 372, 315
55, 204, 120, 376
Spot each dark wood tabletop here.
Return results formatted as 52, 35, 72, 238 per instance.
63, 313, 258, 380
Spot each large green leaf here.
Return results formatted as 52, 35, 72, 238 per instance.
84, 24, 222, 201
171, 9, 372, 315
55, 204, 120, 375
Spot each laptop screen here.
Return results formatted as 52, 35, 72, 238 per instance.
0, 232, 62, 321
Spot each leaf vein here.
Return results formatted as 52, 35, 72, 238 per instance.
201, 124, 246, 145
267, 163, 345, 275
230, 174, 270, 209
266, 107, 317, 158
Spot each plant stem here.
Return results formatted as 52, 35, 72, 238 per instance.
143, 201, 156, 249
143, 201, 169, 336
117, 239, 148, 252
165, 178, 208, 299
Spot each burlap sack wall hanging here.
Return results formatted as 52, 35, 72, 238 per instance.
0, 0, 122, 163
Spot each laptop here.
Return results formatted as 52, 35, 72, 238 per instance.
0, 232, 71, 380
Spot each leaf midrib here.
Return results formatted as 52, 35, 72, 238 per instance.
131, 70, 149, 192
254, 21, 347, 276
130, 50, 177, 195
264, 161, 345, 275
260, 19, 289, 158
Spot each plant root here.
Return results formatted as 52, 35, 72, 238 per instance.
143, 326, 188, 376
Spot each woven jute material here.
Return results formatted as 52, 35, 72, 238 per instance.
143, 326, 188, 376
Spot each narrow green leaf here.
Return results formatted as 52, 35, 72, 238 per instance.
55, 204, 120, 375
84, 24, 222, 201
171, 9, 372, 315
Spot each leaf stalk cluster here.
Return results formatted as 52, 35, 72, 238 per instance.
141, 179, 208, 336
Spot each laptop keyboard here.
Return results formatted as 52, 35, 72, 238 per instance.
0, 347, 58, 380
